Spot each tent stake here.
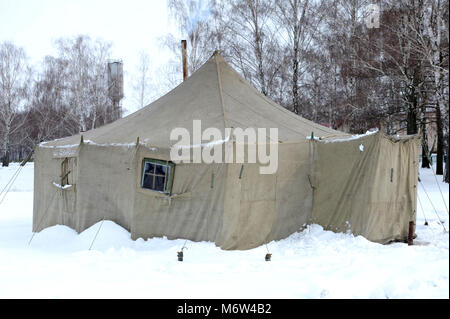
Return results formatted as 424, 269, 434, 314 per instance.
178, 240, 188, 262
265, 244, 271, 261
407, 221, 415, 245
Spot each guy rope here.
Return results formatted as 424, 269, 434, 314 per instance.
0, 148, 34, 208
418, 178, 447, 232
421, 141, 449, 215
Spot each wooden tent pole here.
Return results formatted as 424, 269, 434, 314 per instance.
181, 40, 187, 81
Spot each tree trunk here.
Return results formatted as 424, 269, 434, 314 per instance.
421, 120, 430, 169
444, 135, 449, 183
292, 48, 299, 115
436, 105, 444, 175
2, 138, 10, 167
406, 105, 417, 135
2, 123, 10, 167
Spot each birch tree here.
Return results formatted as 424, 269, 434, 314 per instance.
0, 42, 31, 166
274, 0, 319, 115
132, 51, 154, 109
55, 35, 113, 133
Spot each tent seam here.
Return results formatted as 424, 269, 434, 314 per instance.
215, 54, 229, 130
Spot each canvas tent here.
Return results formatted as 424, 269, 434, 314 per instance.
33, 52, 421, 250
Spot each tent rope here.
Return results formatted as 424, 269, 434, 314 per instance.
89, 217, 106, 250
417, 192, 429, 225
421, 142, 449, 215
429, 165, 449, 215
0, 165, 24, 207
0, 148, 34, 208
28, 188, 59, 245
181, 239, 188, 251
418, 180, 447, 232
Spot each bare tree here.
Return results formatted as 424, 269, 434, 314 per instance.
132, 51, 154, 109
55, 35, 113, 133
164, 0, 217, 78
274, 0, 321, 115
0, 42, 31, 166
220, 0, 281, 96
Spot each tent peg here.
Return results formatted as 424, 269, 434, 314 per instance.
177, 250, 183, 262
265, 244, 271, 261
408, 221, 415, 245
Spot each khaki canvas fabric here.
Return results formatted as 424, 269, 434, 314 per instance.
42, 54, 340, 148
311, 133, 421, 243
33, 52, 420, 250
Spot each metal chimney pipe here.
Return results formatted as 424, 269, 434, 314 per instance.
181, 40, 187, 81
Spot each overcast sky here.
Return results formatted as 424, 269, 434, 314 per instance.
0, 0, 179, 114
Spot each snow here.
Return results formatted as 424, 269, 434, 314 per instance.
0, 162, 448, 298
39, 142, 79, 148
323, 129, 379, 143
178, 135, 231, 150
52, 182, 73, 190
39, 139, 159, 153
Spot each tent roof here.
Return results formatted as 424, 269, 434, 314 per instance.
43, 52, 345, 148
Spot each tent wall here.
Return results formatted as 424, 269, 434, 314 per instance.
75, 144, 137, 232
131, 146, 226, 243
218, 142, 314, 250
311, 132, 421, 243
33, 146, 79, 232
34, 133, 420, 250
33, 144, 138, 234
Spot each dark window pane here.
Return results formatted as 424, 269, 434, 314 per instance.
145, 162, 155, 174
155, 164, 166, 175
154, 176, 165, 191
142, 174, 154, 189
141, 159, 174, 193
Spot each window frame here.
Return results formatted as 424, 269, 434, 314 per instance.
140, 158, 175, 195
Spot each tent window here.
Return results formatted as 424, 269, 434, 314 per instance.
141, 158, 175, 194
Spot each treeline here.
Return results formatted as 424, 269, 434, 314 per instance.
0, 35, 120, 166
162, 0, 449, 181
0, 0, 448, 182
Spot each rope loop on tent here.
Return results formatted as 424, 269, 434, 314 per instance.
239, 164, 244, 179
307, 174, 315, 190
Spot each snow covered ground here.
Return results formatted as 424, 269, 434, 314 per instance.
0, 163, 448, 299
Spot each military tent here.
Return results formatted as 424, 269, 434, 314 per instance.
33, 52, 421, 250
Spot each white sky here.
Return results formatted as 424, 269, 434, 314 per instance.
0, 0, 179, 114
